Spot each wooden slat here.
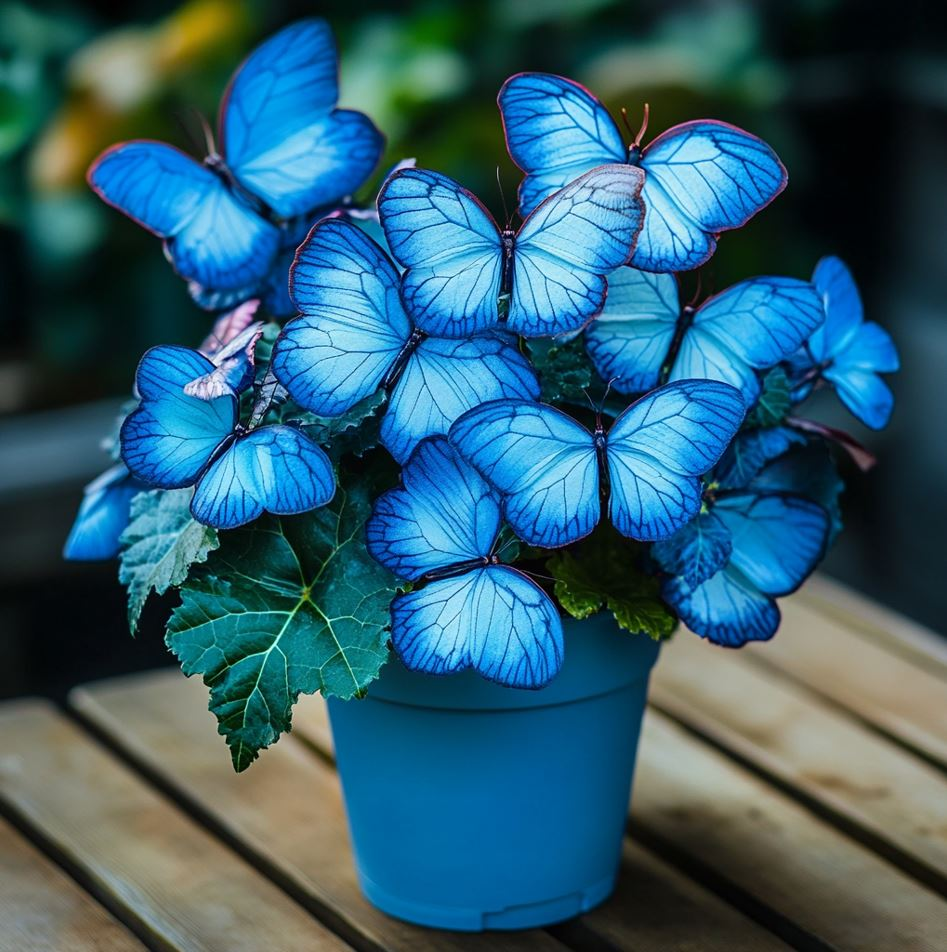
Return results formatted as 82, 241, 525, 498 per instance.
744, 596, 947, 769
0, 817, 144, 952
70, 674, 569, 952
800, 575, 947, 677
652, 634, 947, 893
632, 712, 947, 951
0, 700, 349, 952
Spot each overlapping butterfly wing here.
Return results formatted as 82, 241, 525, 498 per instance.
366, 439, 563, 687
63, 465, 142, 561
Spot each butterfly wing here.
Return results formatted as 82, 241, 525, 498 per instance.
584, 266, 680, 393
391, 566, 564, 688
221, 19, 383, 219
272, 219, 412, 417
633, 120, 787, 272
366, 437, 500, 581
121, 346, 237, 489
449, 400, 599, 548
651, 509, 732, 591
89, 142, 281, 294
714, 425, 806, 489
498, 72, 626, 217
510, 164, 646, 336
673, 277, 824, 404
383, 333, 540, 464
191, 426, 335, 529
63, 465, 141, 561
605, 380, 745, 540
663, 567, 781, 646
806, 255, 865, 362
377, 168, 503, 337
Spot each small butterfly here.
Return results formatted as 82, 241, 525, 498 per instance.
585, 267, 824, 405
376, 164, 645, 338
656, 435, 832, 645
63, 464, 144, 561
449, 379, 745, 549
88, 19, 384, 313
789, 256, 899, 429
271, 218, 540, 463
498, 72, 786, 273
366, 437, 563, 687
120, 344, 334, 529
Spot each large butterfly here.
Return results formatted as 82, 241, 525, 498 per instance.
585, 267, 824, 405
271, 219, 540, 463
789, 256, 899, 430
63, 464, 143, 561
366, 437, 563, 688
498, 72, 786, 273
120, 345, 335, 529
88, 19, 383, 313
376, 164, 645, 338
656, 443, 831, 645
448, 380, 745, 549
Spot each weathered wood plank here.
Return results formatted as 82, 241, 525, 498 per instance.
632, 711, 947, 951
652, 633, 947, 894
0, 816, 144, 952
745, 597, 947, 769
800, 576, 947, 676
0, 700, 349, 952
70, 674, 569, 952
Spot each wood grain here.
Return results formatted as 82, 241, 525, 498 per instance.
0, 700, 349, 952
0, 816, 144, 952
70, 674, 569, 952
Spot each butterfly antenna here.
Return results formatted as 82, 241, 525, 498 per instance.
619, 107, 635, 139
496, 166, 513, 230
174, 109, 204, 156
634, 103, 650, 148
687, 270, 704, 308
194, 107, 217, 159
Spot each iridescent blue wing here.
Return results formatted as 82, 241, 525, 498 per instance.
714, 492, 829, 596
382, 333, 540, 464
366, 437, 500, 580
89, 142, 281, 294
714, 425, 805, 489
121, 346, 236, 489
584, 267, 680, 393
605, 380, 745, 540
673, 277, 824, 404
806, 256, 865, 362
63, 465, 141, 561
498, 72, 626, 217
377, 168, 503, 337
190, 425, 335, 529
633, 121, 787, 272
449, 400, 599, 548
663, 567, 780, 646
652, 509, 732, 591
391, 566, 563, 688
222, 19, 383, 218
511, 164, 645, 337
824, 349, 896, 430
272, 219, 411, 417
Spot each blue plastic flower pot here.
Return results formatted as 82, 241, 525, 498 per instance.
327, 613, 660, 931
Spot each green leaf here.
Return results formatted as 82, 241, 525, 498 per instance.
299, 390, 387, 459
745, 366, 791, 428
165, 482, 397, 771
527, 337, 593, 404
547, 528, 676, 641
118, 489, 219, 635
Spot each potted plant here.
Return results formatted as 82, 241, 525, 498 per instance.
65, 18, 899, 932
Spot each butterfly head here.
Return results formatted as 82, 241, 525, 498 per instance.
621, 103, 650, 164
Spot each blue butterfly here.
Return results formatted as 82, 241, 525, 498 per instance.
271, 218, 540, 463
585, 267, 824, 405
789, 256, 899, 430
120, 345, 335, 529
63, 464, 143, 561
498, 72, 786, 273
366, 437, 563, 688
88, 19, 383, 313
376, 163, 645, 338
656, 438, 831, 646
449, 380, 745, 549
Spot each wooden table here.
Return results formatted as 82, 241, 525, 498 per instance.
3, 575, 947, 951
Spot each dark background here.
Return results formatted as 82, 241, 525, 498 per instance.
1, 0, 943, 699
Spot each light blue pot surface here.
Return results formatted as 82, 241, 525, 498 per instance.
327, 613, 660, 931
